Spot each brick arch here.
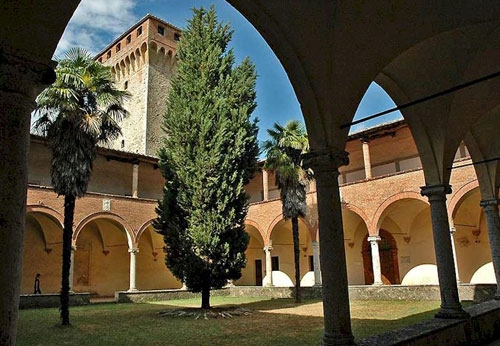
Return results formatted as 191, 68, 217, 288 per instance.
136, 218, 156, 246
371, 191, 429, 235
73, 211, 134, 248
343, 202, 371, 233
244, 219, 266, 247
267, 214, 314, 245
26, 205, 64, 228
448, 180, 479, 220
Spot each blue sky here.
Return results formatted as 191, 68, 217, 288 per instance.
55, 0, 402, 143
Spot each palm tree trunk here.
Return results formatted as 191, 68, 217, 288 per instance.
292, 217, 301, 303
60, 194, 75, 326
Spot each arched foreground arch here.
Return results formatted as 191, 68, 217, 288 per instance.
268, 217, 313, 286
237, 222, 266, 286
452, 186, 494, 283
73, 216, 131, 296
136, 224, 182, 290
21, 211, 64, 294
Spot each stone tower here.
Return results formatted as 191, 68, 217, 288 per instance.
95, 14, 180, 156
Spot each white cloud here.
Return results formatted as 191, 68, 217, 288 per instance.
54, 0, 138, 57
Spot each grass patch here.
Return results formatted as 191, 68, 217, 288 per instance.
17, 297, 451, 345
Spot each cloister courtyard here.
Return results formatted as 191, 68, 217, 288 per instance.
17, 297, 450, 346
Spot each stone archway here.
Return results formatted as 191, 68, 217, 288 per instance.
362, 229, 400, 285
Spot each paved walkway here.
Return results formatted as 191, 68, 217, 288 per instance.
487, 339, 500, 345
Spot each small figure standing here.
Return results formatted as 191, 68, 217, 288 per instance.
34, 273, 42, 294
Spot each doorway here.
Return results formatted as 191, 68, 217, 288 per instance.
255, 259, 263, 286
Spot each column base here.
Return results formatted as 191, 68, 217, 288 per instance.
313, 283, 322, 287
494, 293, 500, 300
263, 284, 274, 288
321, 332, 356, 346
434, 307, 469, 319
127, 288, 139, 293
372, 282, 383, 286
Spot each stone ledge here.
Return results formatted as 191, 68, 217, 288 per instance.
114, 284, 497, 304
115, 288, 231, 303
358, 300, 500, 346
19, 293, 90, 309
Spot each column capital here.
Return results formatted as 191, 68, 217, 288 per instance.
450, 226, 457, 235
263, 245, 273, 252
302, 148, 349, 174
128, 248, 139, 254
311, 240, 320, 247
71, 245, 77, 251
367, 236, 381, 243
480, 198, 500, 209
420, 184, 452, 200
0, 49, 56, 97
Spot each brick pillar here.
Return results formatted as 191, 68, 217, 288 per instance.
132, 163, 139, 198
361, 139, 372, 179
262, 169, 269, 201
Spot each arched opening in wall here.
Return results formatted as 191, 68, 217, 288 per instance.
452, 187, 492, 283
362, 230, 399, 285
341, 206, 370, 285
74, 218, 130, 297
376, 197, 436, 285
136, 224, 182, 290
269, 218, 312, 287
237, 224, 265, 286
22, 212, 63, 294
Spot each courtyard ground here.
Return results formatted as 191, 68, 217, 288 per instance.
17, 296, 448, 345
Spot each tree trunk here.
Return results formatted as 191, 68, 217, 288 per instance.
201, 284, 211, 309
60, 194, 75, 326
292, 217, 301, 303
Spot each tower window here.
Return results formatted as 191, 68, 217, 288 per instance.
116, 43, 121, 52
158, 25, 165, 36
174, 33, 180, 41
121, 140, 125, 148
107, 50, 111, 58
126, 35, 131, 44
271, 256, 279, 271
124, 81, 128, 90
137, 26, 142, 36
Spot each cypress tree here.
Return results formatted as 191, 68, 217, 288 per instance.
154, 6, 259, 309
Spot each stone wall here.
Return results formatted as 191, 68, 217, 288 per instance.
19, 293, 90, 309
358, 300, 500, 346
115, 288, 231, 303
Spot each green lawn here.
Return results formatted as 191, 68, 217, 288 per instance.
17, 296, 446, 345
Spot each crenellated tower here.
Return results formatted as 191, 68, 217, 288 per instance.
95, 14, 180, 156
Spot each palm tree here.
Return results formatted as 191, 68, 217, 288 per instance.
263, 120, 311, 303
33, 48, 129, 325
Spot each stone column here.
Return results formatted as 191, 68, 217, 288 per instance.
128, 248, 139, 292
263, 245, 273, 287
132, 163, 139, 198
312, 240, 322, 286
361, 138, 372, 179
368, 236, 383, 285
421, 185, 468, 318
0, 49, 55, 345
449, 224, 460, 283
480, 198, 500, 299
304, 149, 354, 346
262, 169, 269, 201
69, 245, 77, 292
